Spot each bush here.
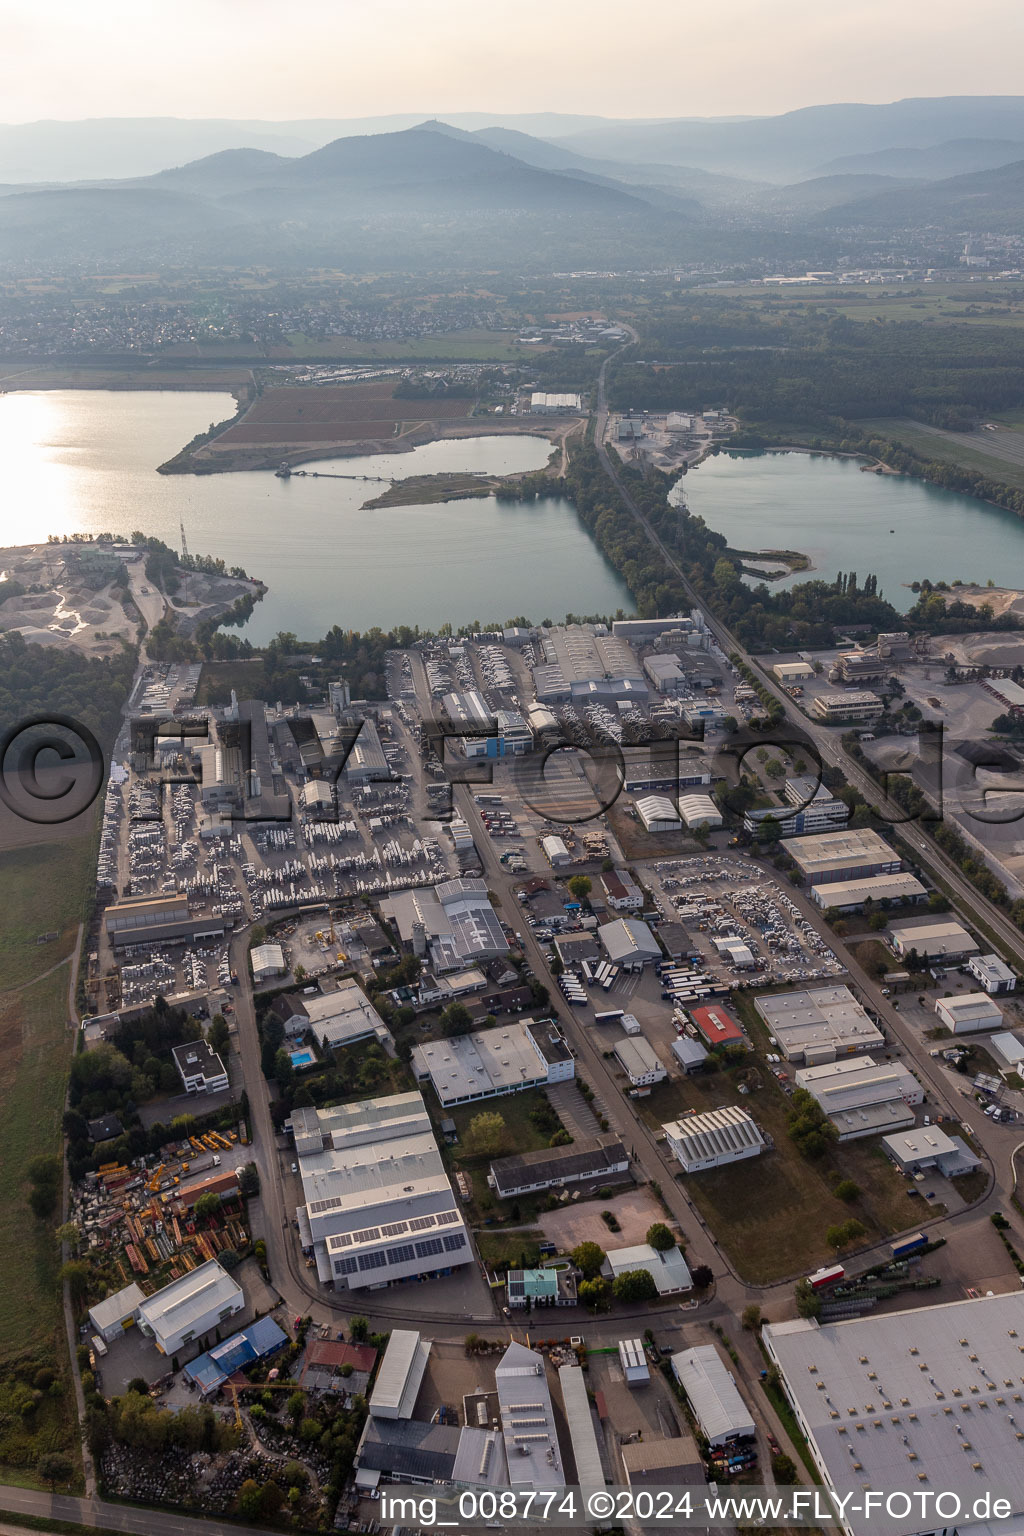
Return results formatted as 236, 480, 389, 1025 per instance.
646, 1222, 675, 1252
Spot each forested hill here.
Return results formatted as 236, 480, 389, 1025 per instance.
0, 631, 137, 748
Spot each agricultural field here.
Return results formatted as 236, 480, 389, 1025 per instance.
0, 840, 93, 990
273, 329, 534, 361
861, 415, 1024, 492
214, 379, 474, 449
718, 284, 1024, 328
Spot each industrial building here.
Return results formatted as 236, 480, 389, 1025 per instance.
557, 1365, 605, 1491
597, 918, 662, 970
762, 1292, 1024, 1536
644, 653, 687, 693
530, 392, 583, 413
636, 794, 683, 832
495, 1341, 564, 1491
810, 871, 927, 912
171, 1038, 229, 1095
250, 942, 286, 981
622, 748, 712, 796
663, 1106, 766, 1173
289, 1092, 473, 1291
989, 1032, 1024, 1078
773, 660, 815, 683
881, 1126, 980, 1178
618, 1338, 651, 1386
542, 835, 571, 867
354, 1417, 508, 1491
754, 986, 884, 1064
369, 1331, 430, 1420
411, 1018, 574, 1107
782, 827, 900, 884
793, 1055, 921, 1139
532, 624, 647, 705
889, 920, 979, 962
677, 792, 723, 830
488, 1136, 629, 1199
981, 677, 1024, 716
88, 1282, 145, 1344
934, 992, 1003, 1034
689, 1003, 745, 1050
275, 978, 393, 1051
185, 1317, 288, 1395
342, 717, 391, 784
621, 1435, 705, 1488
672, 1036, 709, 1073
380, 879, 509, 971
612, 1035, 667, 1088
136, 1259, 244, 1357
601, 868, 644, 910
670, 1345, 755, 1448
612, 614, 698, 642
968, 952, 1017, 994
603, 1242, 692, 1295
104, 894, 225, 949
810, 691, 884, 724
745, 779, 850, 838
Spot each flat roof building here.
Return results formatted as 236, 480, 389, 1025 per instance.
369, 1331, 430, 1420
762, 1292, 1024, 1536
380, 879, 509, 971
782, 827, 900, 884
411, 1018, 574, 1107
811, 691, 884, 724
990, 1029, 1024, 1071
890, 920, 979, 961
881, 1126, 980, 1177
794, 1054, 922, 1139
809, 872, 927, 912
644, 653, 686, 693
495, 1341, 564, 1491
558, 1365, 605, 1490
934, 992, 1003, 1034
664, 1105, 765, 1173
670, 1344, 755, 1448
104, 894, 225, 948
754, 985, 884, 1064
621, 1435, 705, 1488
136, 1259, 244, 1357
88, 1282, 146, 1343
968, 952, 1016, 994
286, 978, 394, 1051
171, 1038, 229, 1095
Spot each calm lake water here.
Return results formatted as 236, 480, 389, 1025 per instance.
678, 449, 1024, 611
0, 390, 633, 642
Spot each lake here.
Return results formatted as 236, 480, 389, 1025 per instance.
0, 389, 633, 642
677, 449, 1024, 610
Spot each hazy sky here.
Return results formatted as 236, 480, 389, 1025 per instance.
2, 0, 1022, 121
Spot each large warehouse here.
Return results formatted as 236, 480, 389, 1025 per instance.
754, 985, 884, 1064
670, 1345, 755, 1448
289, 1092, 473, 1291
934, 992, 1003, 1034
794, 1055, 922, 1139
411, 1018, 574, 1106
809, 872, 927, 912
136, 1259, 244, 1357
636, 794, 683, 833
663, 1105, 765, 1173
782, 827, 901, 884
488, 1136, 629, 1199
613, 1036, 667, 1088
762, 1292, 1024, 1536
889, 920, 979, 962
677, 792, 723, 830
598, 918, 662, 970
380, 878, 509, 971
276, 978, 394, 1051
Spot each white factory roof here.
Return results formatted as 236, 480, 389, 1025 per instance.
290, 1090, 431, 1157
677, 792, 722, 827
989, 1030, 1024, 1068
495, 1341, 564, 1490
411, 1019, 567, 1105
936, 993, 1002, 1029
605, 1243, 692, 1294
612, 1035, 663, 1082
782, 826, 898, 875
598, 918, 661, 965
811, 872, 927, 907
88, 1282, 145, 1335
301, 978, 392, 1049
137, 1259, 243, 1342
557, 1365, 605, 1489
663, 1105, 765, 1164
755, 985, 884, 1057
671, 1344, 755, 1443
762, 1292, 1024, 1536
890, 920, 979, 958
636, 794, 682, 829
795, 1054, 920, 1114
380, 879, 508, 964
970, 953, 1015, 989
250, 942, 285, 974
882, 1125, 958, 1163
369, 1330, 430, 1419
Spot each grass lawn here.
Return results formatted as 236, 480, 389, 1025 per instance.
850, 937, 898, 978
475, 1230, 543, 1270
277, 330, 534, 362
444, 1088, 562, 1157
0, 966, 81, 1482
860, 418, 1024, 494
197, 657, 269, 707
0, 841, 94, 990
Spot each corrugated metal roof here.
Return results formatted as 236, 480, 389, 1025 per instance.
671, 1344, 754, 1443
558, 1365, 605, 1488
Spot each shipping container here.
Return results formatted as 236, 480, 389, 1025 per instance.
890, 1232, 927, 1260
808, 1263, 846, 1291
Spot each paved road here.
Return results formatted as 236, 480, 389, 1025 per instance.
0, 1484, 272, 1536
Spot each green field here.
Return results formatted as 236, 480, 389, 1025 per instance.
475, 1230, 543, 1270
0, 842, 93, 990
710, 284, 1024, 328
861, 416, 1024, 492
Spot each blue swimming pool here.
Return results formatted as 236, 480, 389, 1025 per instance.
289, 1049, 316, 1068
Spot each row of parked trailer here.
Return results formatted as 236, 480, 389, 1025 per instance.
658, 961, 730, 1007
582, 960, 621, 991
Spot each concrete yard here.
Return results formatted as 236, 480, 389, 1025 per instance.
537, 1187, 666, 1251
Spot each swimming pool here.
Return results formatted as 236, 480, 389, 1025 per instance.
289, 1049, 316, 1068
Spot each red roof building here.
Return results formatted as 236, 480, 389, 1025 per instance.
690, 1004, 744, 1049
